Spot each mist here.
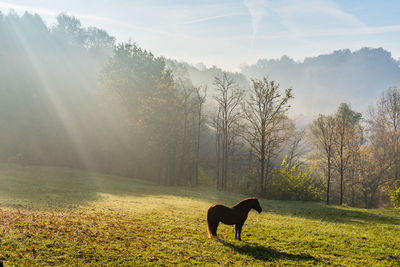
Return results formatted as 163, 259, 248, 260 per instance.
0, 7, 399, 203
1, 6, 400, 266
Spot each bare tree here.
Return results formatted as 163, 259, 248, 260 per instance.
178, 83, 194, 184
213, 73, 244, 191
193, 86, 207, 186
213, 107, 223, 190
358, 144, 390, 208
344, 122, 364, 207
369, 87, 400, 186
242, 77, 293, 197
309, 115, 335, 204
286, 129, 308, 168
355, 87, 400, 207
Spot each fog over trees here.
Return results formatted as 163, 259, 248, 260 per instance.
241, 49, 400, 120
2, 11, 400, 208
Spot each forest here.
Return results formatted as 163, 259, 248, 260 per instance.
1, 11, 400, 209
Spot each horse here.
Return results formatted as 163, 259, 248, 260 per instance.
206, 198, 262, 240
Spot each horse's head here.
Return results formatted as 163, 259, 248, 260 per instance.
250, 198, 262, 213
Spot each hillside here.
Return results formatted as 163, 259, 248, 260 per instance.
0, 164, 399, 265
241, 48, 400, 119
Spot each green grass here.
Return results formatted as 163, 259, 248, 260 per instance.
0, 164, 400, 266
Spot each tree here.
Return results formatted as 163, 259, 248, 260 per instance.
286, 129, 308, 169
100, 42, 169, 179
176, 82, 206, 186
358, 146, 389, 208
369, 87, 400, 186
345, 122, 364, 207
213, 73, 244, 191
308, 115, 335, 204
193, 86, 207, 186
242, 77, 293, 197
0, 11, 115, 170
140, 70, 183, 185
53, 13, 84, 46
333, 103, 361, 205
360, 86, 400, 207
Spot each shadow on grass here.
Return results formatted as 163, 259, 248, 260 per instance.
258, 200, 400, 225
218, 239, 317, 262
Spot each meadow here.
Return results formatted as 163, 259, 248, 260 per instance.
0, 164, 399, 266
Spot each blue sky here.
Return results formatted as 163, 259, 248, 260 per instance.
1, 0, 399, 71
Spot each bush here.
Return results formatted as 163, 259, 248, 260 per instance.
236, 175, 258, 195
389, 187, 400, 207
271, 156, 324, 201
197, 168, 216, 187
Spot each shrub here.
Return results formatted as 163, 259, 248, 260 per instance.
197, 168, 216, 187
236, 174, 258, 195
389, 187, 400, 207
271, 156, 324, 201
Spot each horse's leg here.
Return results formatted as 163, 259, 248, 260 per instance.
235, 224, 238, 240
238, 223, 243, 241
211, 220, 219, 237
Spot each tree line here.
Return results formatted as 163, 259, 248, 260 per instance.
309, 90, 400, 208
1, 12, 399, 208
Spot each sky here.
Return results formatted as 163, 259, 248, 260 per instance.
1, 0, 400, 71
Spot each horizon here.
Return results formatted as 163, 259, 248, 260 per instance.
1, 0, 399, 72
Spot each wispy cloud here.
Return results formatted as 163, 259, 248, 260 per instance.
243, 0, 268, 45
256, 23, 400, 39
271, 0, 364, 35
243, 0, 368, 42
304, 25, 400, 37
182, 12, 243, 25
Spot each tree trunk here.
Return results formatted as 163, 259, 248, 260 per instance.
178, 112, 188, 185
340, 150, 344, 205
223, 129, 229, 191
216, 132, 221, 190
193, 111, 201, 186
327, 158, 331, 205
260, 136, 265, 197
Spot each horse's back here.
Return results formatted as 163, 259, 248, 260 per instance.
208, 204, 230, 213
208, 204, 242, 225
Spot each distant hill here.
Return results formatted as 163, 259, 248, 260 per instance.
240, 48, 400, 120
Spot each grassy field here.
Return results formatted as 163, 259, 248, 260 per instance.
0, 164, 399, 266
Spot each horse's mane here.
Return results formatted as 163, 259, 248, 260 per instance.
232, 197, 257, 211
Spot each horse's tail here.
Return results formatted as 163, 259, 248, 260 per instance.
207, 206, 218, 238
206, 207, 213, 238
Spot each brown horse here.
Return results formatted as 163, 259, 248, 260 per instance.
206, 198, 262, 240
